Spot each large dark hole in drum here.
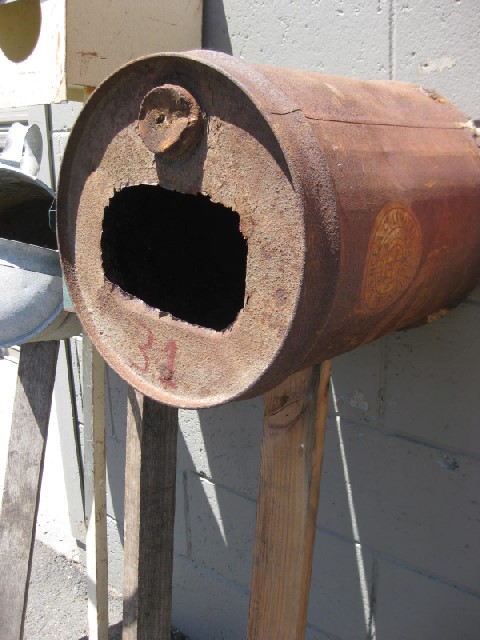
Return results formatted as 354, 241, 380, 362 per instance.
101, 184, 248, 332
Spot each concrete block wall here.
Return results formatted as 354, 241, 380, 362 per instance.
1, 1, 478, 638
171, 313, 480, 640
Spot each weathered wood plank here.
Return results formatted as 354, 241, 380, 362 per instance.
83, 336, 109, 640
0, 340, 59, 640
0, 0, 202, 108
123, 388, 178, 640
247, 361, 332, 640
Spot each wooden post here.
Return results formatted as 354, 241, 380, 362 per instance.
123, 388, 178, 640
83, 336, 109, 640
247, 361, 332, 640
0, 340, 59, 640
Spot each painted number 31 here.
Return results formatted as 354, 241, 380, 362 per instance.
131, 323, 178, 390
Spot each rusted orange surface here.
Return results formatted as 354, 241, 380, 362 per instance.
57, 51, 480, 407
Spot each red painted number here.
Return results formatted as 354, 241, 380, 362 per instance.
131, 323, 177, 389
130, 322, 154, 373
160, 340, 177, 389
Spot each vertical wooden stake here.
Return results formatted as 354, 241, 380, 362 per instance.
247, 361, 332, 640
83, 336, 109, 640
0, 340, 59, 640
123, 388, 178, 640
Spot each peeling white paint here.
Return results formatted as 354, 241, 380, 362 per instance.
419, 56, 456, 74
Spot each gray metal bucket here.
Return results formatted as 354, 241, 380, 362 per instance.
0, 164, 80, 346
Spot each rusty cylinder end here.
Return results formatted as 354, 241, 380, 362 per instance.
56, 52, 319, 408
138, 84, 204, 158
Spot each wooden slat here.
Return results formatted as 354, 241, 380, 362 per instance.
83, 336, 109, 640
123, 388, 178, 640
66, 0, 202, 88
0, 340, 59, 640
247, 361, 332, 640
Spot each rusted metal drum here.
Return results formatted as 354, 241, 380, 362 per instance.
57, 50, 480, 408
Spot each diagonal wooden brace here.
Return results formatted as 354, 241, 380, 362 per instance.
248, 362, 332, 640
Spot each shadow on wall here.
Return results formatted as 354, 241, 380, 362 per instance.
172, 399, 262, 638
169, 299, 480, 639
312, 300, 480, 639
202, 0, 232, 54
171, 380, 376, 638
98, 294, 480, 638
105, 365, 128, 542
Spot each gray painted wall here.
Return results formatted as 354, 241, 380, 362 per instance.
44, 1, 480, 638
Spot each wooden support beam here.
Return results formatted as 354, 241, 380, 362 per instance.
0, 340, 59, 640
83, 336, 109, 640
247, 361, 332, 640
123, 388, 178, 640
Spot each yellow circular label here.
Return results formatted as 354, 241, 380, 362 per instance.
362, 202, 422, 312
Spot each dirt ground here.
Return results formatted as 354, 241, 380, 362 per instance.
24, 540, 188, 639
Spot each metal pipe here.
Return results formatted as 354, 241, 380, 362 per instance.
57, 51, 480, 408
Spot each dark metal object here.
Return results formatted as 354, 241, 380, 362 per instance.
57, 51, 480, 408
